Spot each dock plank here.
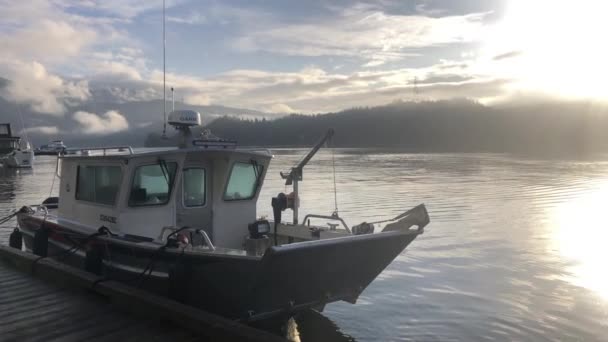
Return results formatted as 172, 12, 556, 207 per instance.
0, 246, 288, 342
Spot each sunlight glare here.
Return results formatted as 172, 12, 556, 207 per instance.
549, 181, 608, 299
480, 0, 608, 99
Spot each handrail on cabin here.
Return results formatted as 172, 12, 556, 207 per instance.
61, 146, 134, 156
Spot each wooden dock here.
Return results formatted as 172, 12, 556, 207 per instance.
0, 245, 288, 342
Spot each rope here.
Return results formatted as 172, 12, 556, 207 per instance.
48, 157, 59, 200
0, 211, 18, 226
331, 136, 339, 215
93, 226, 191, 289
31, 229, 108, 269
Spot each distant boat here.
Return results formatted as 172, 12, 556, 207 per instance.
34, 140, 67, 155
0, 123, 33, 169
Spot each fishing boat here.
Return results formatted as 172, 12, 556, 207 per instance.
34, 140, 67, 155
0, 123, 33, 169
13, 110, 429, 323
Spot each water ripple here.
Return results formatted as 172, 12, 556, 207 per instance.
2, 151, 608, 341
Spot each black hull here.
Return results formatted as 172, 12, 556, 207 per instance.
34, 151, 60, 156
19, 215, 420, 321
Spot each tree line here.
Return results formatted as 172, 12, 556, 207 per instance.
146, 99, 608, 155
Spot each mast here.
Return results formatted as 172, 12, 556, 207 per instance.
17, 105, 29, 144
161, 0, 167, 139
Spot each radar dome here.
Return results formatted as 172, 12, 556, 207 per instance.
168, 110, 202, 128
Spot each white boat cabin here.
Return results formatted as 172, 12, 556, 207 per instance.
55, 111, 272, 249
57, 147, 270, 249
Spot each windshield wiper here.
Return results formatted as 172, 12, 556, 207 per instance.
158, 159, 171, 186
251, 159, 261, 190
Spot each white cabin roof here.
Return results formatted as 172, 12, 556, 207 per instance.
61, 146, 273, 160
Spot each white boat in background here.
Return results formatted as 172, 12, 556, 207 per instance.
0, 123, 34, 169
34, 140, 67, 155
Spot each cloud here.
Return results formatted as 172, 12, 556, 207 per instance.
418, 74, 474, 84
0, 20, 97, 63
492, 51, 522, 61
168, 12, 206, 25
0, 1, 516, 117
267, 103, 296, 114
184, 93, 211, 106
232, 6, 489, 66
0, 1, 125, 114
83, 57, 508, 114
73, 110, 129, 134
0, 61, 90, 115
73, 0, 174, 19
22, 126, 60, 135
93, 60, 143, 81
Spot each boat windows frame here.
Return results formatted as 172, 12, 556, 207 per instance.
181, 166, 207, 209
74, 162, 124, 208
127, 160, 179, 208
222, 160, 264, 202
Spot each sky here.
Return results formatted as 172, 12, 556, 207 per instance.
1, 0, 607, 135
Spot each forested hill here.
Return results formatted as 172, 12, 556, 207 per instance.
146, 99, 608, 154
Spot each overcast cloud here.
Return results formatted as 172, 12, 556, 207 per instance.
0, 0, 605, 134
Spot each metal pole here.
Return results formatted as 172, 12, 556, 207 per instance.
162, 0, 167, 137
293, 177, 299, 224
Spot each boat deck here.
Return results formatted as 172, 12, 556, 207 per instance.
0, 245, 287, 342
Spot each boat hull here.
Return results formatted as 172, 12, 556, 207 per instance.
34, 151, 61, 156
17, 213, 421, 321
2, 152, 33, 168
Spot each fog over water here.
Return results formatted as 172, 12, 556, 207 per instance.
2, 151, 608, 341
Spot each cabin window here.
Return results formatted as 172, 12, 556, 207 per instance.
129, 162, 177, 206
183, 168, 206, 207
223, 162, 263, 201
75, 165, 122, 205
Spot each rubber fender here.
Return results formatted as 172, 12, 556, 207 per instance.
33, 226, 49, 257
9, 228, 22, 250
168, 262, 191, 303
85, 245, 103, 275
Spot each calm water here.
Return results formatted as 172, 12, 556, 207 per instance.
2, 151, 608, 341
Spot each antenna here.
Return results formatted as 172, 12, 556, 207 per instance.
171, 87, 175, 111
413, 77, 420, 98
161, 0, 168, 139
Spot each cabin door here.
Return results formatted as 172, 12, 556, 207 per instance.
176, 162, 213, 239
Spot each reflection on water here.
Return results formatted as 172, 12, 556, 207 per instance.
549, 181, 608, 299
2, 152, 608, 341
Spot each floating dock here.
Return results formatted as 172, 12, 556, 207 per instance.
0, 245, 287, 342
